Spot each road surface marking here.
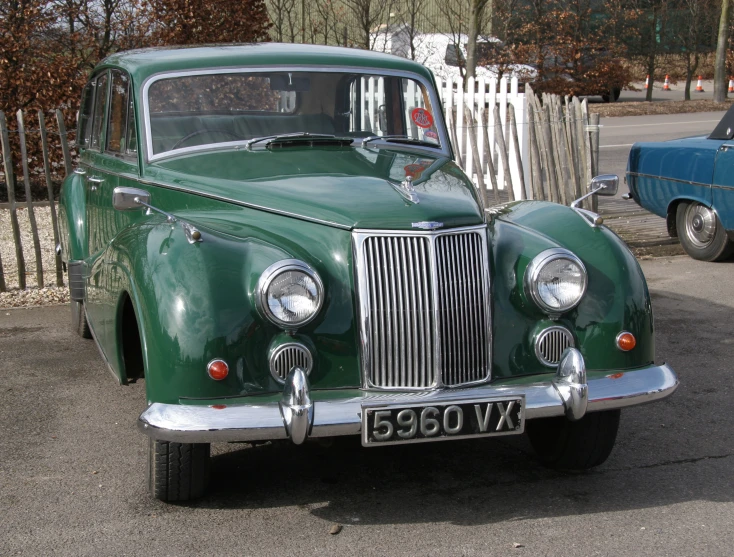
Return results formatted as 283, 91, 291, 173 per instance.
604, 119, 720, 129
600, 143, 634, 148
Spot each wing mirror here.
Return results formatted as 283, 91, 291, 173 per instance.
590, 174, 619, 196
571, 175, 618, 208
113, 187, 150, 210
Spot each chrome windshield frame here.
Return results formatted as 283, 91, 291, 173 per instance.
141, 65, 452, 163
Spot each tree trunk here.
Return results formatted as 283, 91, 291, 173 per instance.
645, 52, 655, 102
714, 0, 731, 102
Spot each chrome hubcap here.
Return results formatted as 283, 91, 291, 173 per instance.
685, 204, 716, 248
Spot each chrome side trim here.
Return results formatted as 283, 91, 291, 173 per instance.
626, 172, 711, 189
138, 363, 678, 443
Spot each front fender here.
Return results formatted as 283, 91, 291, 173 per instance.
490, 201, 654, 379
108, 206, 358, 405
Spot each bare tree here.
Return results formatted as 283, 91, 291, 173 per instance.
714, 0, 732, 101
343, 0, 393, 49
267, 0, 299, 42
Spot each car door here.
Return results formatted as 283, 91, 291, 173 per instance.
712, 142, 734, 232
80, 70, 111, 337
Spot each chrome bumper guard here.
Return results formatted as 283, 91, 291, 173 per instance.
138, 349, 678, 444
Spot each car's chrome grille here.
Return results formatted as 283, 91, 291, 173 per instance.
355, 226, 491, 390
435, 232, 490, 386
535, 326, 574, 367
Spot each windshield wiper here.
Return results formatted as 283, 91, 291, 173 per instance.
361, 135, 439, 148
245, 132, 341, 150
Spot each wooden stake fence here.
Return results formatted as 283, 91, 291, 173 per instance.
0, 109, 73, 291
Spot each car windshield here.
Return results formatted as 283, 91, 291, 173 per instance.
145, 70, 443, 159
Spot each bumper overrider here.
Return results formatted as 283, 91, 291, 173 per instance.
138, 348, 678, 445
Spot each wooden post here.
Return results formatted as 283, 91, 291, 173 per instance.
526, 88, 543, 201
537, 94, 558, 203
17, 110, 44, 288
480, 107, 501, 204
464, 106, 488, 209
508, 104, 526, 200
493, 105, 514, 201
573, 97, 588, 205
55, 109, 73, 176
39, 111, 64, 286
565, 97, 582, 202
447, 108, 464, 169
589, 112, 601, 213
546, 96, 566, 205
0, 111, 26, 289
580, 100, 594, 210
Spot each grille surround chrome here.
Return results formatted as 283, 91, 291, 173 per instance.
353, 225, 492, 391
535, 326, 575, 367
269, 342, 313, 383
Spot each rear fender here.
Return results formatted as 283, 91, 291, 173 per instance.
58, 171, 88, 262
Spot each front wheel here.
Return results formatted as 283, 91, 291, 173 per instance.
676, 201, 734, 262
147, 438, 211, 502
601, 87, 621, 103
526, 410, 620, 470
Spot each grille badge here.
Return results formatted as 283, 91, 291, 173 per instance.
412, 221, 444, 230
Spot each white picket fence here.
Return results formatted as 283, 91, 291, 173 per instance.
437, 75, 528, 201
352, 74, 529, 201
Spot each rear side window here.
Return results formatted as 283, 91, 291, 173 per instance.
90, 72, 109, 151
78, 81, 96, 149
106, 70, 130, 155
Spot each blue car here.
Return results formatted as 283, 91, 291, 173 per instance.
627, 108, 734, 261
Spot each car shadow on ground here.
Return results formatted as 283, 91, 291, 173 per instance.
189, 286, 734, 523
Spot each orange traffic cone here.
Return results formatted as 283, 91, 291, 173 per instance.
663, 75, 671, 91
728, 78, 734, 93
644, 75, 650, 89
696, 76, 704, 92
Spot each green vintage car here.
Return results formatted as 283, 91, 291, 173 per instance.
58, 44, 678, 502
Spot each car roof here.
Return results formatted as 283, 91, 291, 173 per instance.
97, 43, 435, 84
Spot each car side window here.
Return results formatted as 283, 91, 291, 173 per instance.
78, 81, 96, 149
106, 70, 130, 155
90, 72, 109, 151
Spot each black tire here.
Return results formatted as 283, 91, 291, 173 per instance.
147, 438, 211, 502
71, 299, 92, 339
601, 87, 621, 103
676, 201, 734, 262
527, 410, 620, 470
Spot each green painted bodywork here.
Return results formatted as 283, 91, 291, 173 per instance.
58, 45, 654, 407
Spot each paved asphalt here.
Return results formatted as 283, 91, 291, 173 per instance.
2, 255, 733, 556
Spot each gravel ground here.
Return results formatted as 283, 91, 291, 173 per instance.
0, 206, 69, 308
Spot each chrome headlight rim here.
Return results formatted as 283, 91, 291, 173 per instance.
525, 248, 588, 315
256, 259, 324, 329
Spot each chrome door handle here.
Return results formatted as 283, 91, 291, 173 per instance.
87, 176, 104, 191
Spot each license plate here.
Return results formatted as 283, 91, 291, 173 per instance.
361, 397, 525, 446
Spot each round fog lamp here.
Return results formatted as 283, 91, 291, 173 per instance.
257, 260, 324, 328
526, 249, 587, 314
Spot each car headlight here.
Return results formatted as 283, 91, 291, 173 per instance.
525, 249, 587, 314
257, 259, 324, 328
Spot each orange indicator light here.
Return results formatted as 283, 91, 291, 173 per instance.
616, 332, 636, 352
207, 359, 229, 380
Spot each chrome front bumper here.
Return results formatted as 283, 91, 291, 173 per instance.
138, 349, 678, 444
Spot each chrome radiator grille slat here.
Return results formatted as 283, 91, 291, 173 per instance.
436, 232, 489, 387
355, 226, 491, 390
364, 236, 435, 388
